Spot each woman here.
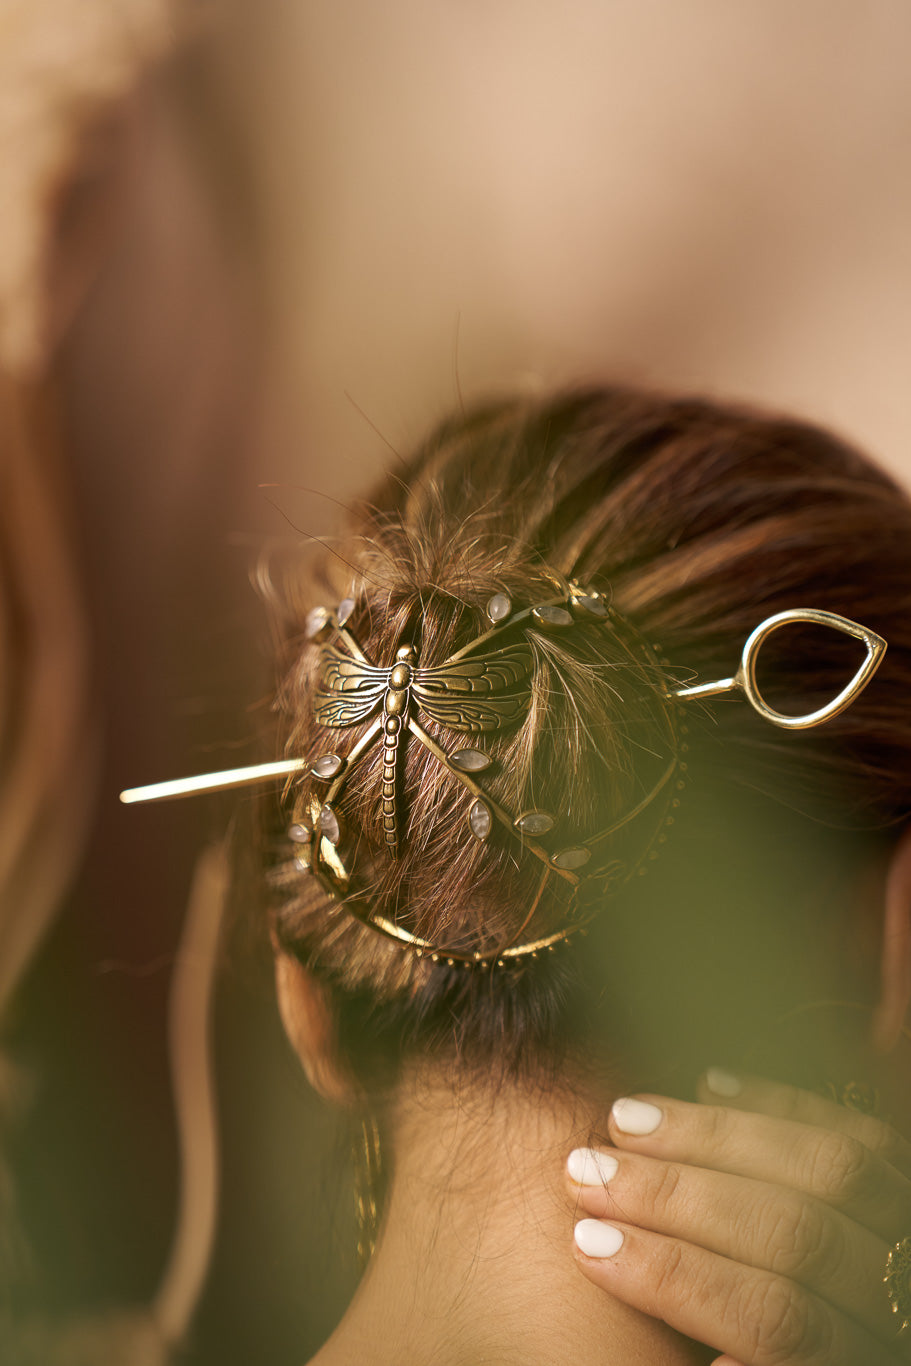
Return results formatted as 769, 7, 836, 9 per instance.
141, 385, 911, 1363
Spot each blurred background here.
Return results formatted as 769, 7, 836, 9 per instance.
2, 2, 910, 1362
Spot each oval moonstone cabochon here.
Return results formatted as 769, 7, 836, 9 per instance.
306, 605, 332, 639
288, 823, 311, 844
486, 592, 512, 623
532, 604, 573, 628
468, 798, 492, 841
311, 753, 344, 780
319, 804, 341, 844
450, 748, 492, 773
576, 594, 609, 618
551, 846, 591, 871
514, 811, 555, 836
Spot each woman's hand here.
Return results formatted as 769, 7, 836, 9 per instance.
566, 1072, 911, 1365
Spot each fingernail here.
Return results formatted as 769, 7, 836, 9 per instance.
705, 1067, 742, 1098
611, 1097, 662, 1135
567, 1147, 619, 1186
574, 1219, 625, 1258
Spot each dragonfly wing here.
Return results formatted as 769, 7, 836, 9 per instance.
314, 692, 384, 727
414, 691, 530, 733
413, 644, 533, 734
315, 645, 387, 728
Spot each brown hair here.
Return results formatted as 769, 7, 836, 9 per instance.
266, 387, 911, 1086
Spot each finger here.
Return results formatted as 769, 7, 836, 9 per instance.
566, 1146, 897, 1346
572, 1218, 896, 1366
606, 1094, 911, 1244
696, 1070, 911, 1181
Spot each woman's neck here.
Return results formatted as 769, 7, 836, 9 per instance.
309, 1066, 707, 1366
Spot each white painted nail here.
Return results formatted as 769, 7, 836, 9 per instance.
574, 1219, 625, 1258
611, 1097, 662, 1135
705, 1067, 743, 1098
567, 1147, 619, 1186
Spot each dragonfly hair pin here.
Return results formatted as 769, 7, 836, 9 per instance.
120, 587, 886, 967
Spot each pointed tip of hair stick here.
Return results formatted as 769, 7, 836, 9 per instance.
119, 759, 309, 805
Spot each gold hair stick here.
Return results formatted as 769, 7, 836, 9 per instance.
671, 608, 887, 729
119, 759, 309, 805
116, 596, 889, 970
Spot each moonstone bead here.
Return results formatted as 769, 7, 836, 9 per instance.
337, 597, 355, 626
306, 606, 331, 639
551, 847, 591, 871
514, 811, 555, 836
450, 749, 491, 773
532, 604, 573, 628
319, 804, 340, 843
486, 592, 512, 623
288, 823, 311, 843
576, 594, 609, 618
311, 753, 344, 779
468, 799, 492, 841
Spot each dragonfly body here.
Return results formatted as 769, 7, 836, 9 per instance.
314, 633, 533, 855
381, 646, 417, 851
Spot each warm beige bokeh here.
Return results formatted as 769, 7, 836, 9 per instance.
3, 4, 910, 1360
0, 0, 177, 1017
217, 0, 911, 509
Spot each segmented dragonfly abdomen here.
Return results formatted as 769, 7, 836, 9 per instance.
381, 709, 404, 851
380, 648, 416, 854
